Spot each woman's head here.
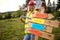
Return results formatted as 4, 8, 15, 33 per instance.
27, 0, 36, 11
39, 2, 47, 13
29, 5, 36, 11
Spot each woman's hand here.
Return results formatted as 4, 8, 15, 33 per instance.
20, 15, 25, 23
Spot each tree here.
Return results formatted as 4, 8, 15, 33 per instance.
0, 14, 2, 19
17, 6, 24, 17
56, 0, 60, 10
52, 1, 56, 12
26, 0, 30, 5
47, 0, 52, 13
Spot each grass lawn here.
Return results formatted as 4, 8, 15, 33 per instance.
0, 18, 60, 40
0, 18, 24, 40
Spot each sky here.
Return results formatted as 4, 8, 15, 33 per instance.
0, 0, 26, 12
0, 0, 57, 12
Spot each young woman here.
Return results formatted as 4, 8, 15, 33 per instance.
20, 0, 37, 40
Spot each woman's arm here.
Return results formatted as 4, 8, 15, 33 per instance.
20, 15, 25, 23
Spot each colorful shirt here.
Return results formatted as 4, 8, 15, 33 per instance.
25, 11, 37, 34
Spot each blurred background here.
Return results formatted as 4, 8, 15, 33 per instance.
0, 0, 60, 40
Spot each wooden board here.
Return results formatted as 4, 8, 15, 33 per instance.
29, 28, 43, 36
47, 14, 54, 19
50, 20, 59, 28
32, 23, 45, 30
44, 25, 53, 33
34, 13, 48, 19
45, 20, 59, 28
40, 31, 54, 40
29, 28, 54, 40
45, 20, 51, 25
32, 18, 45, 24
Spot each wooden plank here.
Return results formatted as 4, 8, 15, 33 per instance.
29, 28, 43, 36
44, 25, 53, 33
29, 28, 54, 40
33, 13, 48, 19
50, 20, 59, 28
40, 31, 54, 40
45, 20, 59, 28
45, 20, 51, 25
32, 23, 45, 30
47, 14, 54, 19
32, 18, 45, 24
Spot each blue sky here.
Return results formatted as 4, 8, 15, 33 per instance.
0, 0, 57, 12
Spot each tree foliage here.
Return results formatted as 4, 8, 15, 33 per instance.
0, 7, 23, 19
26, 0, 30, 5
56, 0, 60, 10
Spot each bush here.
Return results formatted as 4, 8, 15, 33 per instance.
4, 13, 9, 19
0, 14, 3, 19
11, 12, 19, 18
0, 8, 24, 19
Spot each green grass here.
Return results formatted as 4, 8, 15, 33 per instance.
0, 18, 60, 40
0, 18, 24, 40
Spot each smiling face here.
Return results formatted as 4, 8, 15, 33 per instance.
29, 5, 36, 11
